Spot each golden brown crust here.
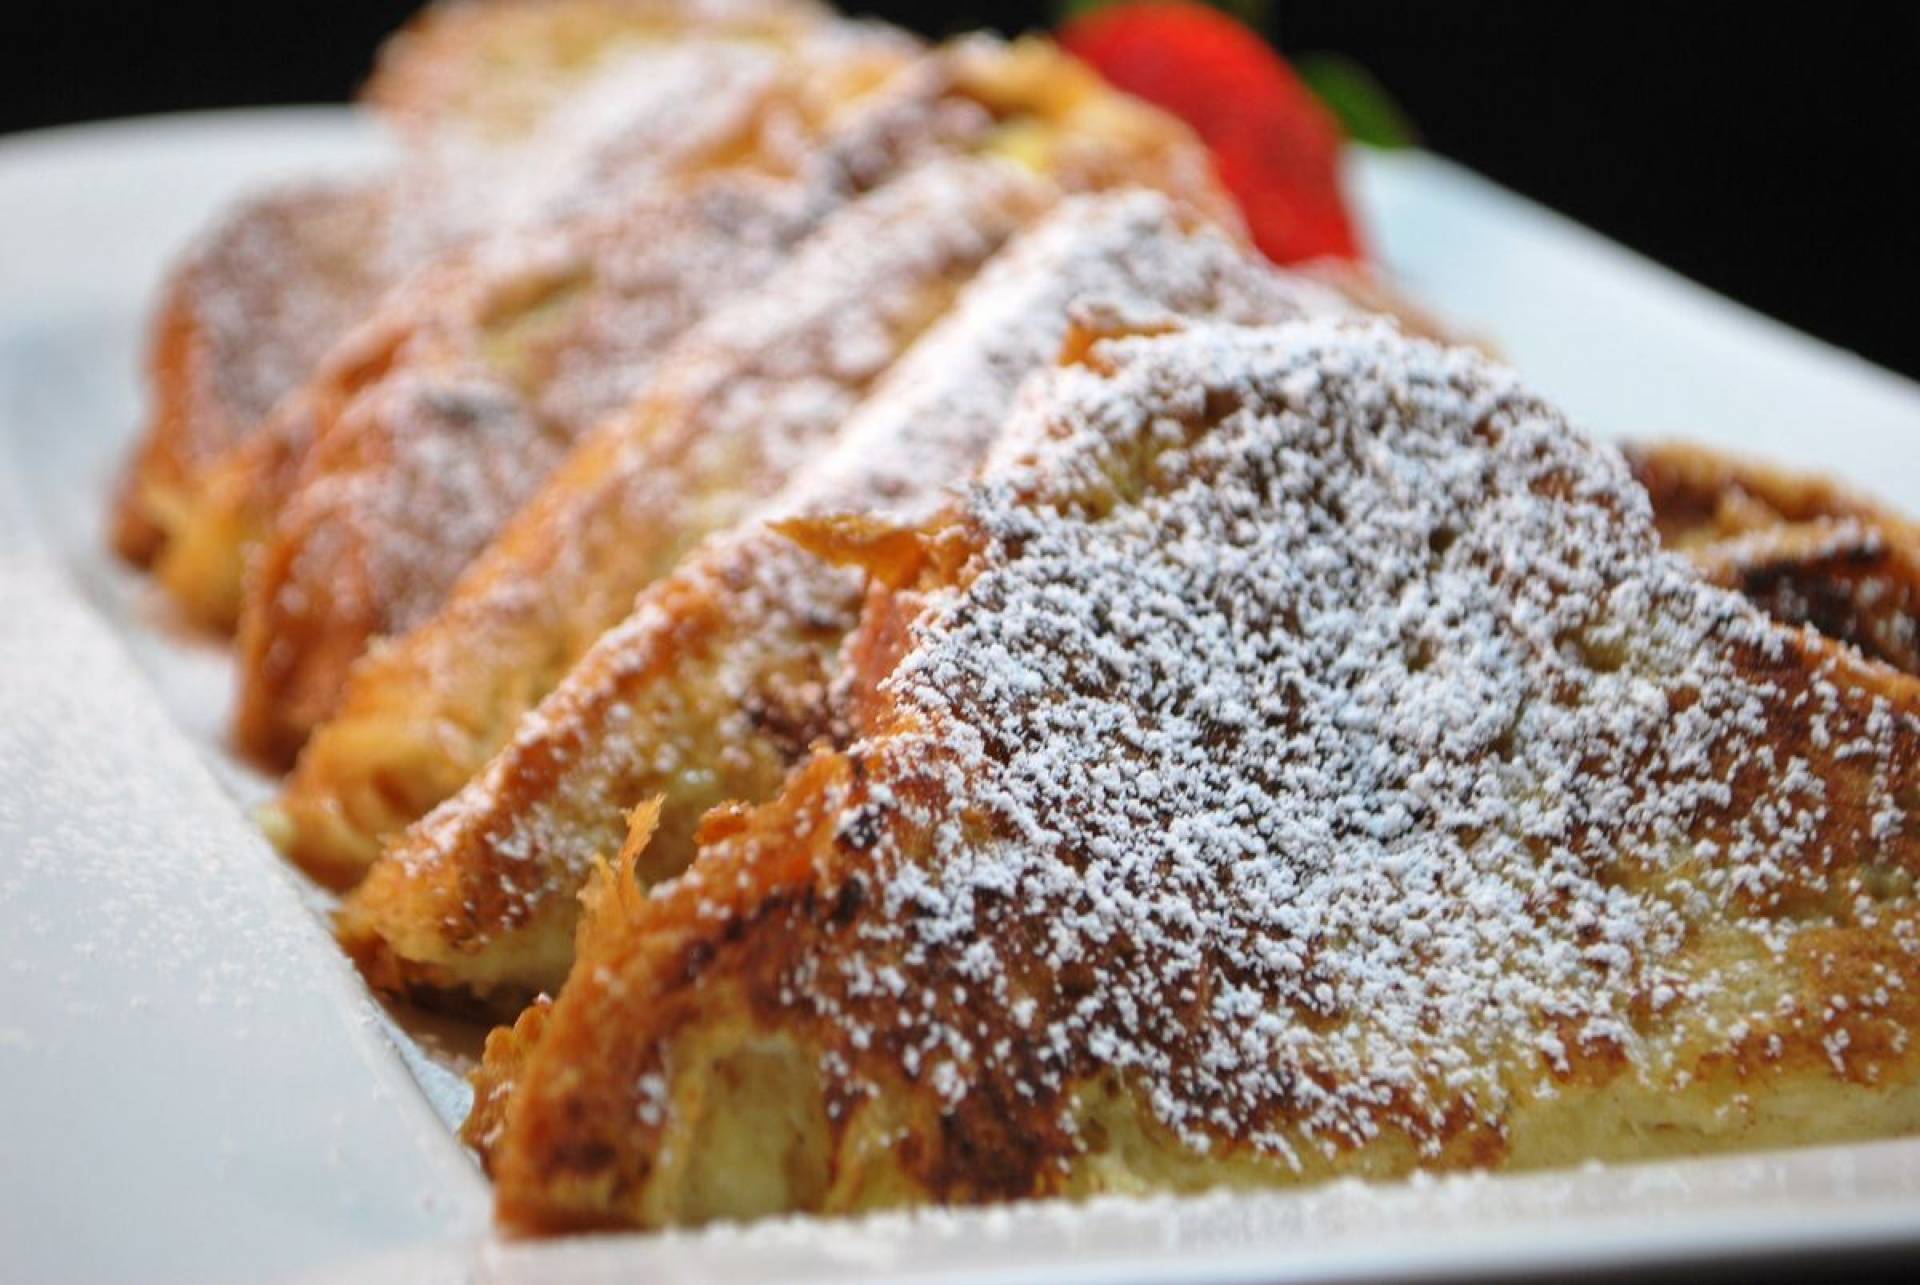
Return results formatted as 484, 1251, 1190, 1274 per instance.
944, 36, 1240, 235
489, 752, 861, 1230
464, 995, 555, 1171
1688, 520, 1920, 678
111, 270, 202, 566
113, 181, 396, 577
335, 535, 850, 997
135, 8, 852, 612
1632, 441, 1920, 678
329, 197, 1343, 1010
1626, 439, 1909, 549
482, 323, 1920, 1233
275, 37, 1243, 875
361, 0, 827, 138
491, 629, 1920, 1230
227, 34, 957, 770
278, 153, 1050, 875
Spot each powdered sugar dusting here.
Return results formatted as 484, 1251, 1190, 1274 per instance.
399, 195, 1344, 891
388, 194, 1344, 951
784, 191, 1347, 519
169, 27, 858, 467
364, 0, 833, 140
175, 180, 397, 463
579, 149, 1054, 551
783, 319, 1920, 1159
383, 36, 794, 261
258, 45, 987, 658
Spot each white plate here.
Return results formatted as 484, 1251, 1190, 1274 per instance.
2, 109, 1917, 1284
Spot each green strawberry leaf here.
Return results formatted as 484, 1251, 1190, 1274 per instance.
1293, 52, 1418, 150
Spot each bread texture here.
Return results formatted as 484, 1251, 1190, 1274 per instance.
476, 320, 1920, 1231
277, 35, 1242, 871
335, 194, 1345, 1001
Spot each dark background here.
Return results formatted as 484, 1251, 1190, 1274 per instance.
3, 2, 1914, 379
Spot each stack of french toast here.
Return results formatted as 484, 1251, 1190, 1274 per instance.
113, 0, 1920, 1236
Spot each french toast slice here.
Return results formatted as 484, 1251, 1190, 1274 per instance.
1628, 441, 1920, 676
274, 152, 1055, 885
361, 0, 828, 139
271, 33, 1244, 865
110, 180, 397, 568
1629, 442, 1920, 677
222, 28, 965, 766
1688, 519, 1920, 676
121, 10, 824, 583
479, 319, 1920, 1231
1625, 439, 1910, 549
333, 193, 1346, 1003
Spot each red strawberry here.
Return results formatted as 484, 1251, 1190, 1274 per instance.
1059, 2, 1363, 263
